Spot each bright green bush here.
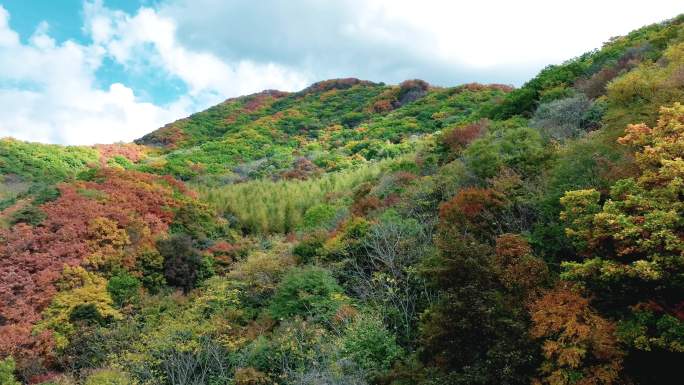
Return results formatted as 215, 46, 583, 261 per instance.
269, 267, 345, 321
84, 368, 132, 385
0, 357, 20, 385
341, 314, 403, 373
107, 272, 141, 307
463, 126, 547, 179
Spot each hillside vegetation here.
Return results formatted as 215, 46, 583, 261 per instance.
1, 14, 684, 385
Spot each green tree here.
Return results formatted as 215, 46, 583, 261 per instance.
269, 267, 345, 321
107, 272, 141, 307
0, 357, 20, 385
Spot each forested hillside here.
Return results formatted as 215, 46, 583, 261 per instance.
1, 14, 683, 385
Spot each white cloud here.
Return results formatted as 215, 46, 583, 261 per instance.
83, 1, 309, 98
0, 0, 682, 144
0, 1, 310, 145
0, 4, 184, 144
163, 0, 684, 85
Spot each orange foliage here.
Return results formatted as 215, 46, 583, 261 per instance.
0, 169, 184, 366
494, 234, 549, 297
440, 187, 504, 221
442, 119, 488, 152
529, 284, 623, 385
94, 143, 146, 165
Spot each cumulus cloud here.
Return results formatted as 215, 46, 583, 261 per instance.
0, 1, 310, 145
83, 1, 309, 98
0, 5, 181, 144
0, 0, 682, 144
162, 0, 684, 85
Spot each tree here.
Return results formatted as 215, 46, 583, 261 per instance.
559, 103, 684, 383
107, 272, 141, 307
0, 357, 20, 385
269, 267, 345, 321
341, 313, 403, 374
157, 234, 203, 293
529, 284, 623, 385
419, 231, 536, 385
494, 234, 549, 299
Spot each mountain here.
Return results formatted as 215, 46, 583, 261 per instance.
1, 14, 684, 385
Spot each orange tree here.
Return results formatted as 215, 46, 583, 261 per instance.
559, 103, 684, 383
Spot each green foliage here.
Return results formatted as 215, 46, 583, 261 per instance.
0, 357, 20, 385
301, 203, 338, 230
269, 267, 345, 321
463, 125, 547, 179
170, 200, 229, 241
84, 368, 132, 385
0, 138, 98, 182
341, 314, 403, 373
8, 204, 46, 226
605, 42, 684, 130
107, 272, 141, 307
36, 266, 122, 349
558, 103, 684, 383
617, 310, 684, 353
200, 160, 390, 233
4, 16, 684, 385
293, 235, 325, 264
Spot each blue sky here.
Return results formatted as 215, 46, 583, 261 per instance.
0, 0, 682, 144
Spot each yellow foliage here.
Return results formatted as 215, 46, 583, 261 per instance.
36, 266, 121, 348
228, 243, 295, 295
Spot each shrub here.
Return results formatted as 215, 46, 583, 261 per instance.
441, 119, 488, 153
0, 357, 20, 385
157, 234, 204, 292
228, 247, 295, 298
83, 368, 131, 385
9, 205, 46, 226
234, 367, 270, 385
270, 267, 345, 321
341, 314, 403, 373
463, 126, 547, 179
530, 94, 596, 141
107, 272, 141, 307
135, 249, 166, 293
292, 235, 325, 264
397, 79, 429, 105
301, 204, 338, 230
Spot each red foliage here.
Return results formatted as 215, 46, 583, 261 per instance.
442, 119, 488, 151
440, 188, 504, 220
281, 158, 322, 180
136, 124, 186, 148
371, 98, 394, 113
302, 78, 375, 94
459, 83, 514, 93
94, 143, 146, 165
243, 90, 288, 112
351, 196, 383, 216
439, 188, 506, 240
0, 169, 184, 366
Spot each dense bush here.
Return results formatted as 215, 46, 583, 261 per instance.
106, 272, 141, 307
157, 234, 205, 293
2, 15, 684, 385
341, 314, 403, 373
530, 93, 602, 140
269, 267, 345, 321
463, 126, 548, 179
0, 357, 20, 385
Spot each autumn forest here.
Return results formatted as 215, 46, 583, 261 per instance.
1, 13, 684, 385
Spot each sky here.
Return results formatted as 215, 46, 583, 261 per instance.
0, 1, 682, 145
